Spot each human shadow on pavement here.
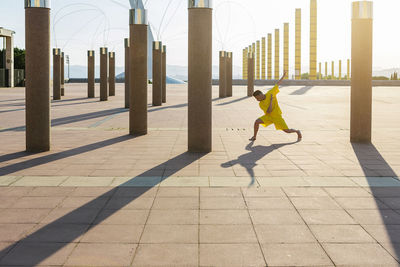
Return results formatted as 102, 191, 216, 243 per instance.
352, 142, 400, 262
221, 141, 298, 186
0, 137, 205, 265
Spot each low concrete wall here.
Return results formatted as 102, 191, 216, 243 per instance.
212, 79, 400, 87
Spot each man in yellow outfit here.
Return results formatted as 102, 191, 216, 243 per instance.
250, 71, 302, 141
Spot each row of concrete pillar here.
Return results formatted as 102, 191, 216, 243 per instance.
23, 0, 372, 155
219, 51, 233, 98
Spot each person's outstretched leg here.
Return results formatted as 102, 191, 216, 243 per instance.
283, 129, 302, 141
249, 119, 263, 141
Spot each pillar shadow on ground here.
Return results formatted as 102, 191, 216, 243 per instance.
221, 141, 298, 186
216, 96, 248, 106
352, 143, 400, 262
0, 136, 205, 265
0, 108, 127, 133
290, 86, 314, 95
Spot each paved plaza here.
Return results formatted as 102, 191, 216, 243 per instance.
0, 84, 400, 266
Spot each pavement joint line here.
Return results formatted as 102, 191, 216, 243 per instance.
1, 175, 400, 187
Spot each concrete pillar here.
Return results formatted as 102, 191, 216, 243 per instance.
25, 0, 51, 152
188, 0, 212, 153
325, 62, 327, 80
219, 51, 226, 98
124, 38, 130, 108
152, 41, 162, 106
339, 60, 342, 80
347, 59, 350, 80
5, 35, 14, 87
247, 52, 254, 97
52, 48, 61, 100
350, 1, 373, 143
252, 43, 255, 74
61, 52, 64, 96
309, 0, 317, 80
162, 45, 167, 103
243, 47, 248, 80
295, 9, 301, 80
318, 62, 322, 80
226, 52, 233, 97
274, 29, 280, 79
129, 8, 148, 136
331, 61, 334, 80
283, 23, 289, 79
100, 47, 108, 101
256, 40, 260, 80
261, 37, 266, 80
87, 50, 95, 98
267, 33, 272, 79
109, 52, 115, 96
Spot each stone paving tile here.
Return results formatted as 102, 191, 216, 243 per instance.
0, 176, 20, 186
147, 210, 198, 225
245, 197, 295, 210
0, 242, 77, 266
379, 242, 400, 261
310, 225, 376, 243
59, 196, 109, 209
201, 197, 246, 210
334, 197, 390, 210
351, 177, 400, 187
65, 243, 136, 266
71, 186, 115, 197
283, 187, 329, 197
257, 176, 310, 187
298, 209, 357, 225
153, 197, 199, 210
60, 176, 115, 187
0, 197, 21, 208
0, 209, 51, 224
255, 225, 316, 243
0, 187, 33, 196
81, 224, 144, 243
249, 209, 305, 225
210, 176, 259, 187
200, 225, 258, 243
41, 207, 100, 225
347, 209, 400, 225
379, 197, 400, 209
113, 186, 157, 198
200, 244, 266, 266
104, 197, 154, 210
262, 243, 333, 266
0, 242, 15, 261
94, 209, 149, 225
11, 196, 65, 209
160, 176, 209, 186
322, 243, 399, 266
290, 197, 343, 210
324, 187, 372, 197
200, 187, 242, 197
156, 187, 198, 198
11, 176, 68, 187
111, 176, 162, 187
363, 225, 400, 243
141, 225, 198, 243
23, 223, 89, 243
27, 186, 76, 197
132, 244, 198, 266
364, 187, 400, 197
0, 224, 36, 242
242, 187, 285, 197
200, 210, 252, 225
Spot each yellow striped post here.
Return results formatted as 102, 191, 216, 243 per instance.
256, 40, 260, 80
274, 29, 280, 79
339, 60, 342, 80
331, 61, 335, 80
347, 59, 350, 80
325, 62, 328, 80
284, 23, 289, 79
295, 8, 301, 80
309, 0, 317, 80
261, 37, 266, 80
267, 33, 272, 79
318, 62, 321, 79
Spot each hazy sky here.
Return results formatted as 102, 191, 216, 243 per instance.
2, 0, 399, 76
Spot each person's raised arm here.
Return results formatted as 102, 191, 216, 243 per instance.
276, 71, 287, 86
